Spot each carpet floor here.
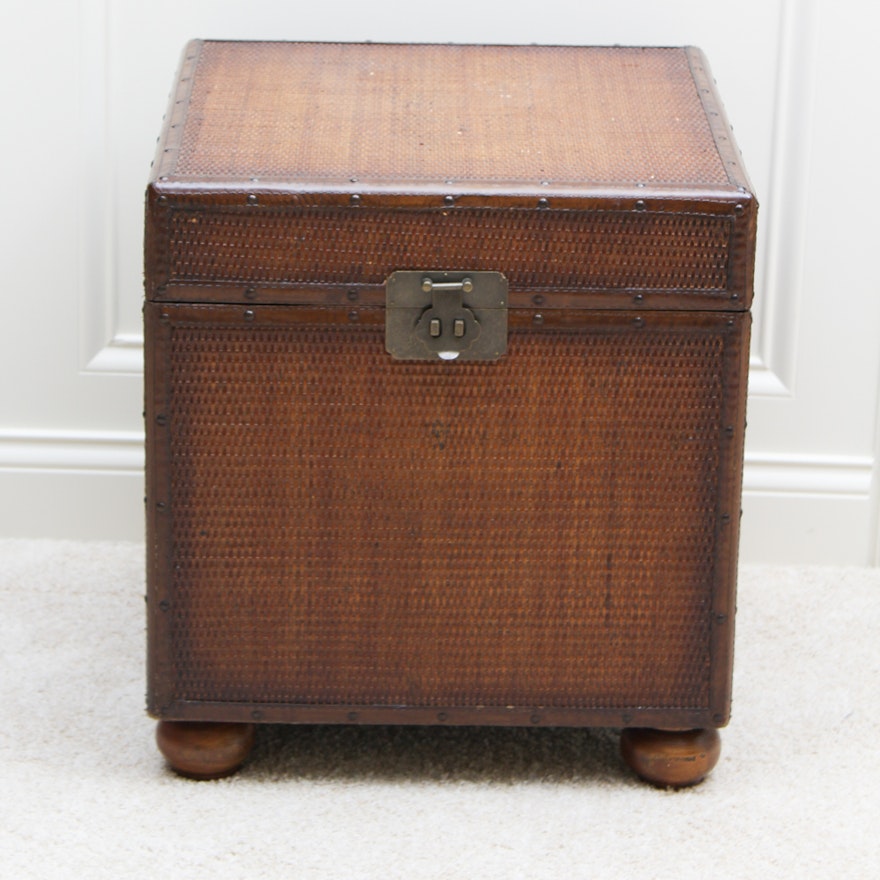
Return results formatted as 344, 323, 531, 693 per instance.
1, 539, 878, 878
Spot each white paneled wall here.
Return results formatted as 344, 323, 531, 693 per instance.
1, 0, 878, 562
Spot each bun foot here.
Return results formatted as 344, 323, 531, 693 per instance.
156, 721, 256, 780
620, 727, 721, 788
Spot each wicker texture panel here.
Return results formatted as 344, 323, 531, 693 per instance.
164, 206, 731, 292
165, 321, 723, 711
173, 43, 728, 186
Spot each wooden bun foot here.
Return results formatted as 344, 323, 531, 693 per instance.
620, 727, 721, 788
156, 721, 256, 780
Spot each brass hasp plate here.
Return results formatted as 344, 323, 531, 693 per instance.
385, 271, 508, 361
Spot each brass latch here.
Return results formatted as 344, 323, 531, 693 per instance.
385, 271, 508, 361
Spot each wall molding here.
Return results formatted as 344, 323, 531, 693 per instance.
743, 452, 873, 499
54, 0, 874, 559
0, 430, 143, 475
77, 0, 145, 376
747, 0, 819, 399
871, 357, 880, 565
77, 0, 815, 397
83, 333, 144, 374
0, 428, 872, 559
0, 428, 870, 499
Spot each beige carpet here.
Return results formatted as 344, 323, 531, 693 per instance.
1, 539, 878, 878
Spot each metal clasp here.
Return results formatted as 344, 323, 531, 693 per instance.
385, 271, 508, 361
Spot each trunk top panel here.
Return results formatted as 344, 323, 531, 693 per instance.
146, 42, 756, 309
153, 41, 751, 195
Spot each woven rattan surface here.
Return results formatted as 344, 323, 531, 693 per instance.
145, 42, 754, 730
147, 41, 757, 307
156, 315, 733, 713
160, 205, 731, 293
170, 42, 728, 187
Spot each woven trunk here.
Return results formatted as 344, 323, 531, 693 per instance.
145, 41, 755, 733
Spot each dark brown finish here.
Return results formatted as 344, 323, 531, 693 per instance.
155, 721, 256, 779
146, 303, 747, 730
149, 203, 740, 304
145, 43, 756, 312
620, 728, 722, 788
171, 43, 729, 185
145, 41, 756, 785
